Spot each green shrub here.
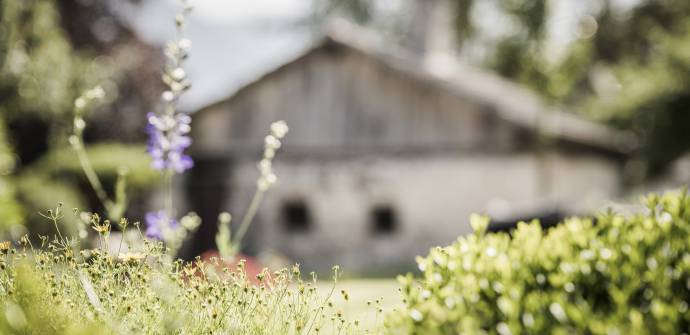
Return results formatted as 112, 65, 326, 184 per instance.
29, 143, 161, 191
386, 191, 690, 335
7, 143, 161, 236
0, 119, 24, 233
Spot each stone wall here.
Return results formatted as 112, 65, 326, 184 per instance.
217, 151, 621, 274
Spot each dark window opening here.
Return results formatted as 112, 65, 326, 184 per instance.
282, 201, 311, 233
371, 206, 397, 235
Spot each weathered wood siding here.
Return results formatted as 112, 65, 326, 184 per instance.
192, 42, 527, 157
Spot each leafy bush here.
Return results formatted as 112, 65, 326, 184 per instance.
0, 119, 23, 232
387, 191, 690, 334
30, 143, 161, 191
0, 211, 364, 335
0, 0, 107, 118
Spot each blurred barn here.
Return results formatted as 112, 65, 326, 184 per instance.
181, 22, 632, 274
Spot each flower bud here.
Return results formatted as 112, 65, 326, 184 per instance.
171, 68, 186, 81
263, 148, 275, 159
178, 38, 192, 52
68, 135, 80, 147
87, 86, 105, 99
270, 120, 289, 138
74, 97, 86, 110
161, 91, 175, 102
264, 135, 281, 150
218, 212, 232, 224
74, 118, 86, 131
258, 159, 272, 175
265, 173, 277, 185
175, 14, 185, 27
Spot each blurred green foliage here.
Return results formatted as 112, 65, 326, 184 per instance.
387, 191, 690, 334
0, 119, 23, 233
0, 264, 106, 335
0, 0, 106, 119
453, 0, 690, 176
0, 0, 155, 237
328, 0, 690, 176
31, 143, 159, 191
10, 143, 160, 237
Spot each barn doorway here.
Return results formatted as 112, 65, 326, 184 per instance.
184, 157, 232, 258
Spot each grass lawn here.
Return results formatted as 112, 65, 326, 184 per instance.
316, 278, 402, 332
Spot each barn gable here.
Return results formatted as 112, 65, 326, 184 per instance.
191, 22, 632, 160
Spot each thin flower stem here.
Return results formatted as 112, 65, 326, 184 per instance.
165, 171, 174, 220
71, 134, 113, 211
232, 189, 265, 250
117, 225, 125, 255
52, 218, 65, 246
305, 276, 338, 335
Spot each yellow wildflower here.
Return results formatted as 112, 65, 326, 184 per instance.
92, 220, 111, 234
118, 252, 146, 262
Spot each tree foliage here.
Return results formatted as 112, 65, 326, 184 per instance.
325, 0, 690, 176
0, 0, 154, 237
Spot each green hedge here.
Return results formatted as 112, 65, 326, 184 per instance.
386, 191, 690, 334
29, 143, 161, 190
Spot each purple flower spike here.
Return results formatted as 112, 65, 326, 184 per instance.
146, 111, 194, 173
145, 210, 179, 240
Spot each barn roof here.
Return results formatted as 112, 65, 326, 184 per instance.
196, 20, 635, 156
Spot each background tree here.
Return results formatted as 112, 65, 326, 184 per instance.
323, 0, 690, 178
0, 0, 159, 237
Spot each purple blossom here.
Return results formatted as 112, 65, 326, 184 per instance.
146, 111, 193, 173
145, 210, 179, 240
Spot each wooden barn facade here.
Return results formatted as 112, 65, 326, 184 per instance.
181, 23, 632, 274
